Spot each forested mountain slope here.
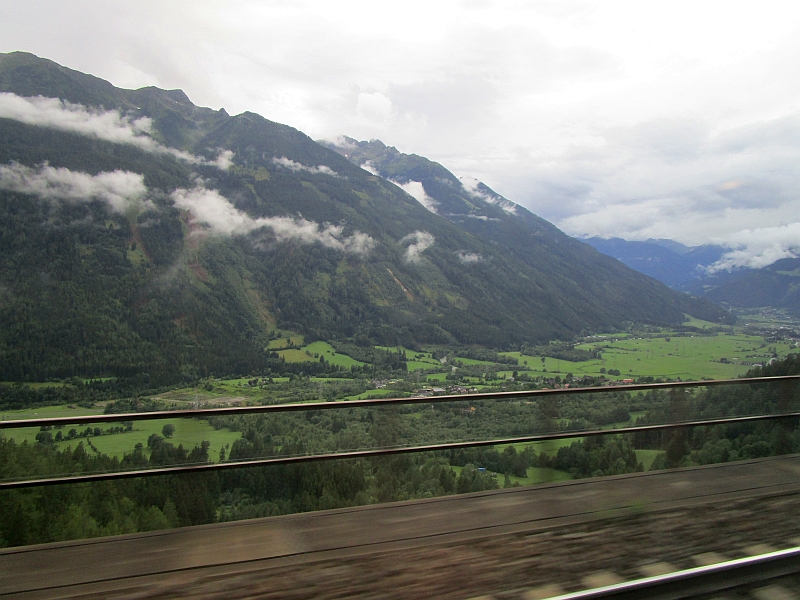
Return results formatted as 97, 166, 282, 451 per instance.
321, 137, 727, 320
0, 52, 728, 383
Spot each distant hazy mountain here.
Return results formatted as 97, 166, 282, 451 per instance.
681, 257, 800, 314
582, 236, 800, 315
645, 238, 691, 255
0, 52, 730, 382
582, 237, 728, 289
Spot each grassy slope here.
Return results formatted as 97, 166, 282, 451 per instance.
1, 406, 241, 463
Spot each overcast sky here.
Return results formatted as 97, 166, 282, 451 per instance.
2, 0, 799, 265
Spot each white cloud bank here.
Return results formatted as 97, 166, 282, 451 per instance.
392, 180, 437, 213
0, 93, 234, 169
0, 161, 374, 255
400, 230, 435, 263
0, 162, 148, 212
271, 156, 339, 177
171, 186, 375, 254
706, 223, 800, 273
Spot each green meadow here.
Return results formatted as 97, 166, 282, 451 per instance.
1, 406, 242, 463
267, 334, 304, 349
377, 346, 442, 371
277, 341, 365, 367
343, 389, 399, 400
502, 333, 794, 381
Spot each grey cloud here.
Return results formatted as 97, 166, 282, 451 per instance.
0, 162, 149, 212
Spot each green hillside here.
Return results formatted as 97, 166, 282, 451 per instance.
0, 52, 729, 386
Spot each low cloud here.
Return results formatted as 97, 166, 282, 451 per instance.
705, 223, 800, 273
360, 160, 380, 176
392, 179, 438, 213
272, 156, 339, 177
456, 251, 483, 263
0, 161, 148, 212
460, 176, 517, 215
0, 93, 234, 169
323, 135, 357, 151
462, 214, 500, 222
213, 150, 235, 170
400, 230, 435, 263
171, 186, 374, 254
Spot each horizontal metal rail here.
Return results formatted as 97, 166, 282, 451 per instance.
2, 410, 798, 490
1, 375, 798, 430
550, 546, 800, 599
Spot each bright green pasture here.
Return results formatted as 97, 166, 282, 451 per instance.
426, 373, 448, 382
278, 342, 364, 367
510, 467, 572, 485
91, 419, 241, 462
494, 439, 576, 456
682, 314, 721, 329
635, 449, 662, 470
377, 347, 438, 363
1, 404, 105, 421
377, 347, 441, 371
267, 335, 304, 349
578, 334, 792, 380
2, 415, 241, 463
1, 406, 240, 462
277, 349, 314, 363
503, 333, 794, 381
452, 357, 496, 367
500, 353, 582, 376
343, 389, 400, 400
305, 342, 365, 367
406, 361, 444, 371
0, 381, 70, 389
219, 377, 254, 385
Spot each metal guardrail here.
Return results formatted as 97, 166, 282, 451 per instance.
1, 375, 798, 490
550, 546, 800, 599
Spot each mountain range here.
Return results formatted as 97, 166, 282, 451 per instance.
581, 237, 800, 315
0, 52, 729, 383
580, 237, 727, 289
